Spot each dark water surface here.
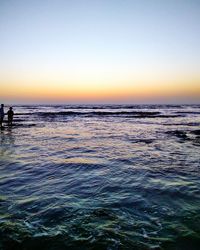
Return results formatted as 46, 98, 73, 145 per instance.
0, 105, 200, 250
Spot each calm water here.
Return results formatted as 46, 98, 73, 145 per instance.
0, 105, 200, 250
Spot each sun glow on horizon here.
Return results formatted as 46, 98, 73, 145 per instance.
1, 75, 199, 104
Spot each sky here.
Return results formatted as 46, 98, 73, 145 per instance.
0, 0, 200, 104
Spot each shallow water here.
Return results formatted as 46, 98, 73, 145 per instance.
0, 104, 200, 250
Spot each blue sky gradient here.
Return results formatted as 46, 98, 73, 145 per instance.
0, 0, 200, 103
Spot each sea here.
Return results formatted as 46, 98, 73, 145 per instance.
0, 104, 200, 250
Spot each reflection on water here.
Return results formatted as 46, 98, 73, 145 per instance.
0, 105, 200, 250
0, 129, 15, 158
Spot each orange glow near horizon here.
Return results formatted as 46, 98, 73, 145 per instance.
1, 74, 200, 103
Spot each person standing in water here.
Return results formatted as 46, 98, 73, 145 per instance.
7, 107, 14, 126
0, 104, 5, 129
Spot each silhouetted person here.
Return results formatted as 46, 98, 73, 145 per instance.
7, 107, 14, 126
0, 104, 4, 129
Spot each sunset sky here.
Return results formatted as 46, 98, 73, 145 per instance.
0, 0, 200, 104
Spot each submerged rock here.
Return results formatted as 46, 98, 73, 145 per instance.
193, 136, 200, 146
166, 130, 200, 146
166, 130, 188, 140
191, 130, 200, 136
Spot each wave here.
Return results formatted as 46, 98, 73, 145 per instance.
13, 111, 184, 119
15, 111, 182, 118
37, 111, 160, 116
175, 111, 200, 114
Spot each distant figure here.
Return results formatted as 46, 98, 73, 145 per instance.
0, 104, 4, 129
7, 107, 14, 126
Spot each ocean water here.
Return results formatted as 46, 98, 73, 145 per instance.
0, 104, 200, 250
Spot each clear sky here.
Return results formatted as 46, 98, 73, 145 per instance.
0, 0, 200, 104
